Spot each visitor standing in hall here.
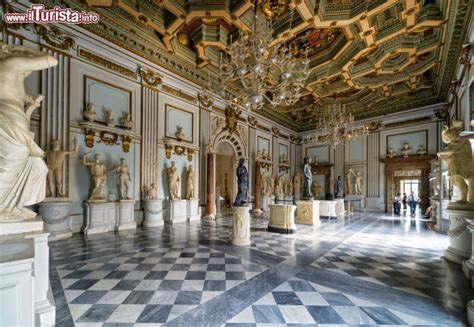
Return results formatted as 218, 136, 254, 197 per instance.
408, 191, 418, 217
402, 193, 407, 211
393, 192, 401, 216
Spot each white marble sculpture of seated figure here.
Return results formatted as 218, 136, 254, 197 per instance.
0, 44, 58, 221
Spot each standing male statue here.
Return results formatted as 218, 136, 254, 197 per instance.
234, 158, 249, 206
44, 138, 78, 198
82, 152, 109, 201
335, 176, 343, 198
0, 44, 58, 220
185, 165, 195, 199
114, 158, 132, 200
302, 157, 313, 199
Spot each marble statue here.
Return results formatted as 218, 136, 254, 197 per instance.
167, 161, 180, 200
82, 152, 108, 201
106, 108, 114, 126
354, 171, 363, 195
275, 175, 285, 200
302, 157, 313, 199
175, 126, 185, 141
120, 112, 133, 129
114, 158, 132, 200
417, 145, 427, 156
293, 171, 301, 199
401, 143, 412, 158
83, 103, 97, 122
264, 174, 275, 196
438, 122, 474, 204
256, 150, 262, 161
346, 169, 354, 195
335, 176, 343, 198
311, 180, 323, 198
387, 148, 396, 159
44, 138, 78, 198
0, 44, 58, 220
147, 183, 158, 199
285, 179, 293, 197
185, 165, 195, 199
234, 158, 249, 206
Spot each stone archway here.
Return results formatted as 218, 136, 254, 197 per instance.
211, 130, 246, 158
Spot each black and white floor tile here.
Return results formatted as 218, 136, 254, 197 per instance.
49, 211, 472, 326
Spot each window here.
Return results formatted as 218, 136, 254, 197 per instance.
401, 180, 419, 196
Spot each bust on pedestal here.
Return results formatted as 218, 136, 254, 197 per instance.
231, 159, 250, 246
144, 183, 163, 228
296, 158, 320, 226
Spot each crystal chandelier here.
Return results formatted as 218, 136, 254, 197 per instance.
203, 0, 310, 111
310, 101, 369, 146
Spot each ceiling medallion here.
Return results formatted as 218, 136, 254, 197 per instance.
261, 0, 288, 20
309, 100, 369, 147
203, 0, 310, 111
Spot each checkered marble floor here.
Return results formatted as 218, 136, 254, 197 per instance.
49, 212, 471, 326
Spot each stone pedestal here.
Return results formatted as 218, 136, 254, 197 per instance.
117, 200, 136, 231
335, 198, 344, 217
296, 200, 320, 226
0, 218, 43, 236
39, 199, 72, 240
231, 206, 251, 246
143, 199, 163, 228
320, 200, 337, 219
345, 195, 365, 211
268, 204, 296, 234
463, 221, 474, 286
83, 201, 117, 236
187, 199, 200, 221
262, 195, 274, 212
430, 198, 449, 233
165, 199, 187, 224
444, 208, 472, 264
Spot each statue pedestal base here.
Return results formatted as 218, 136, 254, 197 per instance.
443, 208, 472, 264
83, 202, 116, 236
0, 218, 44, 236
117, 200, 136, 231
468, 301, 474, 325
187, 199, 200, 221
296, 200, 320, 226
262, 196, 274, 212
144, 199, 163, 228
430, 198, 450, 233
268, 204, 296, 234
231, 206, 251, 246
345, 195, 365, 212
165, 199, 187, 224
39, 199, 72, 241
462, 221, 474, 287
319, 200, 337, 219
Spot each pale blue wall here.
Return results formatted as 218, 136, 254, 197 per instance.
306, 145, 330, 163
165, 106, 193, 142
387, 131, 427, 153
85, 77, 131, 122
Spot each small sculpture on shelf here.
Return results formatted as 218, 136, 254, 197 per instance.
44, 138, 78, 198
106, 108, 114, 126
120, 112, 133, 129
302, 157, 313, 199
256, 150, 262, 161
387, 148, 396, 159
147, 183, 158, 200
313, 156, 319, 164
167, 161, 180, 200
234, 158, 249, 206
293, 171, 301, 199
83, 103, 97, 122
401, 143, 412, 158
114, 158, 132, 200
438, 122, 474, 204
82, 152, 109, 202
417, 145, 427, 156
175, 126, 185, 141
185, 165, 195, 199
335, 176, 343, 198
279, 153, 288, 164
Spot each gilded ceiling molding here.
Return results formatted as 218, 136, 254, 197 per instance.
79, 49, 136, 79
161, 84, 196, 103
383, 117, 432, 129
139, 67, 162, 87
35, 24, 75, 51
198, 93, 213, 110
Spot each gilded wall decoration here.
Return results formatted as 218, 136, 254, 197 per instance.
35, 24, 75, 50
79, 49, 136, 78
139, 68, 162, 87
210, 115, 225, 139
224, 107, 239, 135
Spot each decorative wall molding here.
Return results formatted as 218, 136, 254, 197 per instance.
162, 84, 196, 103
139, 67, 162, 87
35, 24, 75, 50
79, 48, 136, 79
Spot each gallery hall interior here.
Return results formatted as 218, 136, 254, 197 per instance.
1, 0, 474, 326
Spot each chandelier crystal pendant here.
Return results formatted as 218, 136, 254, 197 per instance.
311, 101, 369, 146
204, 0, 310, 111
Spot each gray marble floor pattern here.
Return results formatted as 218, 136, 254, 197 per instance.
48, 212, 471, 326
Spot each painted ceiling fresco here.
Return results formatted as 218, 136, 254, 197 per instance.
29, 0, 473, 131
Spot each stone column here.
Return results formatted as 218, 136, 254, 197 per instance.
204, 151, 216, 219
250, 160, 263, 216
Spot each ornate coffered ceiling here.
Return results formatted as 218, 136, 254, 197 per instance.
29, 0, 472, 131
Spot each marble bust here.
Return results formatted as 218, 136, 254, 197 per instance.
0, 44, 58, 220
44, 138, 78, 198
120, 112, 133, 129
82, 152, 108, 202
114, 158, 132, 200
175, 126, 185, 141
438, 122, 474, 204
167, 161, 180, 200
387, 148, 396, 159
234, 158, 249, 206
401, 143, 412, 158
302, 157, 313, 199
83, 103, 97, 122
147, 183, 158, 200
417, 145, 427, 156
106, 109, 114, 126
185, 165, 195, 199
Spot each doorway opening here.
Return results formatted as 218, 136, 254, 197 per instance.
401, 179, 420, 196
215, 142, 235, 216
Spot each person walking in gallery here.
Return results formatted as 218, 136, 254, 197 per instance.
407, 191, 418, 217
393, 193, 401, 216
402, 192, 407, 211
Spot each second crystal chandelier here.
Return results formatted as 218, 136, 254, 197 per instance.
204, 0, 310, 111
